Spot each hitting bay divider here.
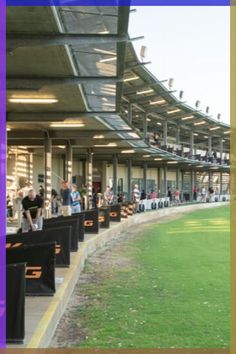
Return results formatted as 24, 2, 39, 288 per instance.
7, 202, 228, 348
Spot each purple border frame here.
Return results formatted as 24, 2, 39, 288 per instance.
0, 0, 230, 348
6, 0, 230, 4
0, 0, 6, 348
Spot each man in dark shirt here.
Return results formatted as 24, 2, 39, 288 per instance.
60, 181, 72, 216
21, 189, 43, 232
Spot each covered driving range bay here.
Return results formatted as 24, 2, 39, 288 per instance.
50, 205, 230, 348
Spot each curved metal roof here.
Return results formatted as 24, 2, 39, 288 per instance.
6, 6, 230, 172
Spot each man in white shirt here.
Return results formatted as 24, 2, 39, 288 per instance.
132, 184, 141, 212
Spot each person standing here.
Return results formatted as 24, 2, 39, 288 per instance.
175, 188, 180, 205
132, 184, 141, 212
71, 184, 81, 214
193, 185, 198, 201
60, 181, 72, 216
201, 186, 206, 201
167, 187, 172, 202
21, 189, 43, 232
51, 188, 59, 215
104, 186, 114, 206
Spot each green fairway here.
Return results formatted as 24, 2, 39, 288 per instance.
76, 206, 230, 348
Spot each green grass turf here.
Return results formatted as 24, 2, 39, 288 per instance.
76, 206, 230, 348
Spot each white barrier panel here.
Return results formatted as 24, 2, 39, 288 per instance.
140, 198, 170, 211
219, 194, 230, 202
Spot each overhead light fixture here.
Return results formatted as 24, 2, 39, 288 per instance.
94, 48, 116, 56
156, 122, 162, 126
181, 115, 194, 121
167, 108, 181, 114
167, 161, 178, 164
94, 143, 117, 147
128, 132, 139, 138
124, 76, 139, 82
149, 99, 166, 105
99, 57, 117, 63
147, 118, 151, 122
93, 135, 105, 139
154, 158, 163, 161
103, 102, 115, 107
57, 145, 66, 149
204, 135, 208, 138
121, 149, 135, 154
98, 30, 109, 34
209, 126, 220, 131
7, 127, 11, 131
143, 155, 151, 158
194, 121, 206, 126
193, 133, 199, 136
9, 98, 58, 104
136, 89, 154, 95
50, 123, 85, 128
196, 165, 203, 168
224, 130, 230, 134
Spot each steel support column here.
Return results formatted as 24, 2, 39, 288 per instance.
65, 143, 73, 183
44, 137, 52, 218
208, 136, 212, 155
176, 126, 180, 145
176, 168, 180, 189
163, 165, 167, 197
143, 113, 147, 141
157, 167, 161, 196
220, 138, 224, 162
28, 153, 33, 185
190, 131, 194, 156
220, 172, 223, 195
127, 159, 132, 201
86, 149, 93, 210
143, 162, 147, 195
113, 154, 118, 197
163, 121, 168, 146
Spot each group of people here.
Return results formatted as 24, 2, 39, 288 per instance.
167, 185, 217, 204
8, 177, 220, 233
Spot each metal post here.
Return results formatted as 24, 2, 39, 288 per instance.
28, 153, 33, 185
220, 138, 224, 162
65, 143, 72, 183
176, 168, 180, 189
190, 170, 194, 202
190, 131, 194, 156
208, 171, 212, 190
176, 126, 180, 145
143, 113, 147, 141
220, 171, 223, 195
163, 120, 168, 146
143, 162, 147, 195
163, 165, 167, 197
127, 159, 132, 201
113, 154, 118, 197
44, 137, 52, 218
181, 170, 184, 201
128, 103, 132, 123
157, 167, 161, 196
86, 149, 93, 210
208, 136, 212, 155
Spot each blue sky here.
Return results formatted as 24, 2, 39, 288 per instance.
129, 6, 230, 124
